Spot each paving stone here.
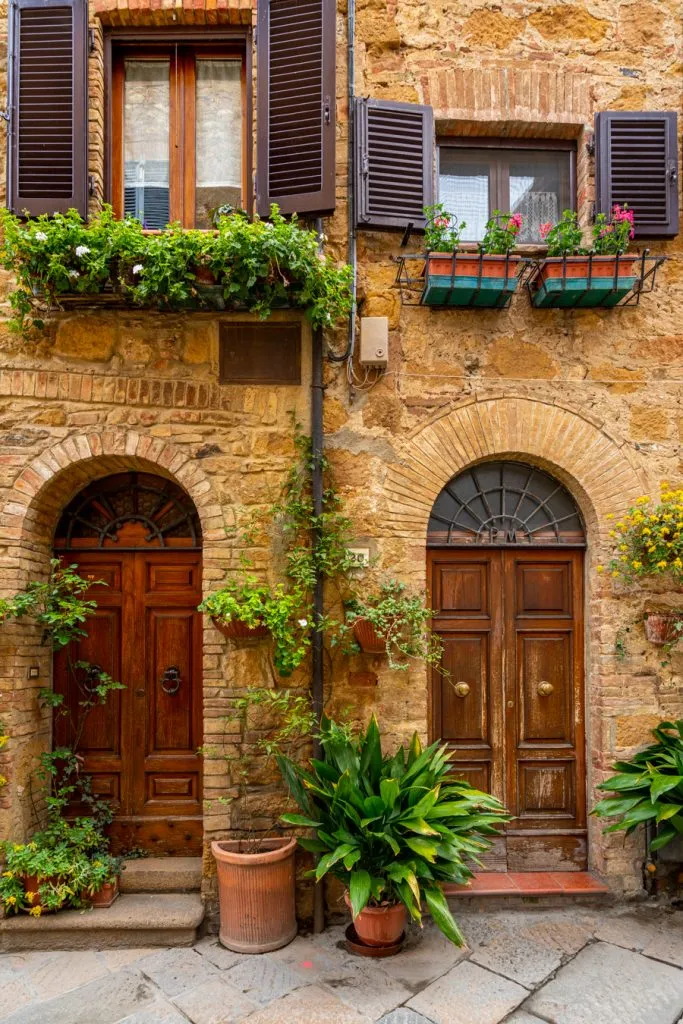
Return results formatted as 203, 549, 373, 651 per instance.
377, 1009, 438, 1024
3, 968, 160, 1024
225, 955, 305, 1005
469, 926, 562, 988
193, 938, 245, 972
99, 949, 161, 972
406, 961, 527, 1024
240, 983, 372, 1024
527, 941, 683, 1024
135, 948, 219, 997
266, 935, 358, 985
0, 977, 36, 1021
514, 913, 595, 956
377, 923, 465, 989
15, 949, 109, 1000
324, 961, 413, 1019
116, 998, 190, 1024
172, 977, 259, 1023
503, 1014, 547, 1024
595, 912, 683, 968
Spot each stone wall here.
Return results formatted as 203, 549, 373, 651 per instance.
0, 0, 680, 909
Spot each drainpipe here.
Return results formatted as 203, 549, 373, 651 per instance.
311, 222, 325, 934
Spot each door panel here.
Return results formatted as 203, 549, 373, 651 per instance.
429, 547, 586, 871
54, 549, 203, 855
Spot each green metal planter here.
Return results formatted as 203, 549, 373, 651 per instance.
529, 255, 638, 308
422, 254, 525, 309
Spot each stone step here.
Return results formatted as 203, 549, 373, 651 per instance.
444, 871, 612, 910
120, 857, 202, 894
0, 893, 205, 952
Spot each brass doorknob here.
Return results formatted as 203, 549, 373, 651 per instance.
454, 681, 470, 698
537, 681, 554, 697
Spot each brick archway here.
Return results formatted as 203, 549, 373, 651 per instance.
0, 430, 230, 842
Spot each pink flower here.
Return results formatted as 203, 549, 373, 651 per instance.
539, 222, 553, 240
434, 216, 450, 228
507, 213, 523, 232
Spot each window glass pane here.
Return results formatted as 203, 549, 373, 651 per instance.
438, 149, 491, 242
509, 150, 572, 243
123, 60, 170, 230
195, 60, 242, 229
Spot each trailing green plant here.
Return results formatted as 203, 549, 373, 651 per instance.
592, 720, 683, 853
599, 485, 683, 584
479, 211, 523, 255
0, 559, 98, 648
539, 210, 585, 257
592, 203, 635, 256
0, 204, 353, 336
422, 204, 467, 253
345, 580, 444, 671
277, 714, 509, 945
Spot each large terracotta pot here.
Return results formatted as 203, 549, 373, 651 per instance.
211, 616, 269, 642
212, 837, 297, 953
344, 892, 407, 947
352, 618, 386, 655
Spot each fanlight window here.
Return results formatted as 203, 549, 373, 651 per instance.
54, 472, 201, 550
427, 461, 585, 546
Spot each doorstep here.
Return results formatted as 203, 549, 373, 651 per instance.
444, 871, 610, 897
120, 856, 202, 894
0, 893, 205, 952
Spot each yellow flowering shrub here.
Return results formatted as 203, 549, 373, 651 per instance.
602, 486, 683, 583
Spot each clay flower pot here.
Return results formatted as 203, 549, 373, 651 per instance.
211, 616, 269, 642
22, 874, 62, 914
353, 618, 386, 655
212, 837, 297, 953
193, 264, 217, 286
644, 614, 680, 646
344, 892, 407, 947
87, 878, 119, 908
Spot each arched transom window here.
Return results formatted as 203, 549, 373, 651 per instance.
427, 461, 585, 546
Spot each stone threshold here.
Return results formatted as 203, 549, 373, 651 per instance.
444, 871, 610, 897
120, 856, 202, 894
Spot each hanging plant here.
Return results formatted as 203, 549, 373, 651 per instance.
345, 580, 444, 671
599, 484, 683, 584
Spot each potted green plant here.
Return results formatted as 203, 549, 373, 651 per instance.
277, 714, 509, 951
346, 580, 444, 671
423, 207, 526, 307
530, 205, 639, 307
592, 719, 683, 853
600, 484, 683, 585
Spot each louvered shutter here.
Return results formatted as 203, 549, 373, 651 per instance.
595, 111, 679, 239
256, 0, 335, 216
8, 0, 88, 217
354, 98, 434, 230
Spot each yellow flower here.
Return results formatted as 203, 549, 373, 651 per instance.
619, 544, 628, 552
673, 558, 682, 569
25, 891, 37, 904
612, 571, 620, 578
7, 896, 16, 905
596, 565, 604, 573
642, 527, 651, 535
636, 496, 650, 505
2, 871, 13, 879
29, 905, 42, 917
631, 560, 642, 569
606, 513, 614, 520
609, 530, 616, 538
657, 560, 668, 569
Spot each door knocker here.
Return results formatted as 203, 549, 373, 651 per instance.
161, 666, 182, 695
82, 664, 104, 693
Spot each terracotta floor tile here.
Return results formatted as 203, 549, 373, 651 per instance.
445, 870, 609, 897
509, 872, 563, 893
551, 872, 609, 892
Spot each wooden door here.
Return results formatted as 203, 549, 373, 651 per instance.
429, 548, 586, 871
54, 550, 203, 855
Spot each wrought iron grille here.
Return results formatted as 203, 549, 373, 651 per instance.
427, 461, 585, 546
54, 472, 201, 549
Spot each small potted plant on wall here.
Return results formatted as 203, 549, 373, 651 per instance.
277, 714, 509, 954
422, 205, 527, 308
530, 205, 639, 308
346, 580, 444, 671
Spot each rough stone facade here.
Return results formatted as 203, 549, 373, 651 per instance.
0, 0, 681, 919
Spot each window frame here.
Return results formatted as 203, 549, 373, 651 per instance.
105, 28, 252, 228
437, 136, 577, 243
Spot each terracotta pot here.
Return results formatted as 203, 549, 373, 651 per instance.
536, 255, 638, 282
193, 265, 218, 286
212, 837, 297, 953
426, 253, 523, 279
87, 878, 119, 908
644, 614, 681, 646
22, 874, 62, 914
344, 892, 407, 947
353, 618, 386, 655
211, 616, 269, 642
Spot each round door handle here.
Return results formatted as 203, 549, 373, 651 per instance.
537, 681, 554, 697
135, 688, 145, 698
454, 681, 470, 698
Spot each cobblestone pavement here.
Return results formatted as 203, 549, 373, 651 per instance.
2, 905, 683, 1024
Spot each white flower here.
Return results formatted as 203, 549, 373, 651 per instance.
132, 264, 144, 275
298, 618, 308, 628
34, 231, 48, 242
75, 245, 90, 257
265, 223, 274, 230
67, 270, 79, 279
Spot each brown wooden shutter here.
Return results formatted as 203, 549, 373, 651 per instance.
354, 98, 434, 230
595, 111, 679, 239
8, 0, 88, 217
256, 0, 335, 217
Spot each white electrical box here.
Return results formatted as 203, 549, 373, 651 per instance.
359, 316, 389, 367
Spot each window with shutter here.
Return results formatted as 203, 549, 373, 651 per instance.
256, 0, 335, 216
354, 98, 434, 231
8, 0, 88, 217
595, 111, 679, 239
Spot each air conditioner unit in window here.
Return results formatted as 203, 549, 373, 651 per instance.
124, 160, 170, 230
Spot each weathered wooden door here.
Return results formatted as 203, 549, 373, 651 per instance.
429, 548, 586, 871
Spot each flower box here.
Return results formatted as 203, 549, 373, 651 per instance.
530, 255, 639, 308
211, 616, 270, 642
423, 253, 525, 308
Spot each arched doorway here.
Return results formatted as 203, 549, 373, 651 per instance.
53, 472, 203, 855
427, 461, 587, 871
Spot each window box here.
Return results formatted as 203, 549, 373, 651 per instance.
396, 252, 530, 310
527, 253, 666, 309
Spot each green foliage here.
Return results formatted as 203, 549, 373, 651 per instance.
592, 204, 634, 256
601, 486, 683, 584
479, 211, 523, 255
0, 559, 97, 649
423, 204, 467, 253
592, 720, 683, 853
0, 204, 353, 337
277, 714, 509, 945
345, 580, 444, 671
539, 210, 585, 257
